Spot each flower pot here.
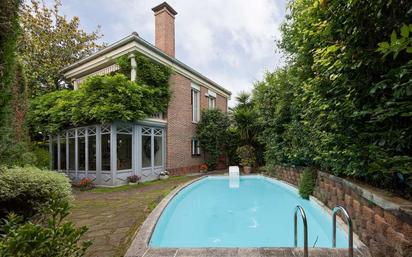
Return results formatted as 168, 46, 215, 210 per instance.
159, 175, 169, 180
243, 166, 252, 174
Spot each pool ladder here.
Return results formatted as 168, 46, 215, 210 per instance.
293, 205, 353, 257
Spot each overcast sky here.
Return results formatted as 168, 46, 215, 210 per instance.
57, 0, 287, 106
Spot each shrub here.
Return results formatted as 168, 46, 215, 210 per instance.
31, 143, 50, 169
298, 168, 317, 200
127, 175, 140, 183
236, 145, 256, 167
0, 198, 91, 257
196, 109, 230, 170
0, 166, 72, 220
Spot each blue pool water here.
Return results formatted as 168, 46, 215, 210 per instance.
150, 176, 348, 248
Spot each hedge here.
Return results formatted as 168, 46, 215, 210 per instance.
0, 166, 73, 220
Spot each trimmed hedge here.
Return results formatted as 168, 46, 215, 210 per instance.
0, 166, 72, 220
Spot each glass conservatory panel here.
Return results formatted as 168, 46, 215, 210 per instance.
154, 136, 162, 166
52, 137, 58, 170
88, 134, 96, 170
142, 135, 151, 168
78, 136, 86, 170
68, 137, 75, 170
60, 135, 66, 170
101, 133, 111, 170
117, 134, 132, 170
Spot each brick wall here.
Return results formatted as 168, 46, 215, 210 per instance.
273, 165, 412, 257
166, 73, 228, 175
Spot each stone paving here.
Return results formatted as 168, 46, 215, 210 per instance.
69, 175, 200, 257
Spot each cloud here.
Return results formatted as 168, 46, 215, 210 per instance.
52, 0, 287, 106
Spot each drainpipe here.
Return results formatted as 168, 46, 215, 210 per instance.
129, 54, 137, 82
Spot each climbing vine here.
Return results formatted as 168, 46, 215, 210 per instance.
27, 54, 171, 134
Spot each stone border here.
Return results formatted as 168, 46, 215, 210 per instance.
125, 175, 370, 257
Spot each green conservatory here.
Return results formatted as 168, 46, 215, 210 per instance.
49, 121, 166, 186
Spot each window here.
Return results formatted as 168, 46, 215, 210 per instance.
52, 137, 58, 170
101, 125, 111, 170
117, 125, 132, 170
208, 90, 217, 109
191, 139, 201, 156
208, 96, 216, 109
191, 85, 200, 122
68, 138, 75, 170
88, 127, 96, 171
78, 129, 86, 170
60, 134, 66, 170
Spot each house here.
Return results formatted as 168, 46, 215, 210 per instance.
49, 2, 231, 186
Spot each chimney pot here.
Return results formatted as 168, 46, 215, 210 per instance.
152, 2, 177, 57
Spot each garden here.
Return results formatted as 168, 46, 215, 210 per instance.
1, 0, 411, 256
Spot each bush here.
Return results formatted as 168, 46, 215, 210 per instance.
196, 109, 230, 170
298, 168, 317, 200
0, 198, 91, 257
0, 166, 73, 220
236, 145, 256, 167
31, 143, 50, 169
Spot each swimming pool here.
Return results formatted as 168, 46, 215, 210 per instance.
149, 175, 348, 248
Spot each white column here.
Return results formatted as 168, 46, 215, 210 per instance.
129, 54, 137, 82
110, 124, 117, 186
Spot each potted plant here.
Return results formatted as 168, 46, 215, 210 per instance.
199, 163, 208, 173
159, 170, 169, 180
236, 145, 256, 174
127, 175, 140, 185
78, 177, 94, 191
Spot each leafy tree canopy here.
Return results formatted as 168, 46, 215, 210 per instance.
19, 0, 103, 96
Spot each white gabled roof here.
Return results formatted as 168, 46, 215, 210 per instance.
61, 33, 231, 97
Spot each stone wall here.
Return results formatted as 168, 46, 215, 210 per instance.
273, 165, 412, 257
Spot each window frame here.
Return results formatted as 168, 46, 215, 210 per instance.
191, 83, 200, 123
191, 138, 201, 156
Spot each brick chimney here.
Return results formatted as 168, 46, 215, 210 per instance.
152, 2, 177, 57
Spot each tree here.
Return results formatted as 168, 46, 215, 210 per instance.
231, 91, 259, 145
0, 0, 36, 167
19, 0, 103, 96
196, 109, 230, 170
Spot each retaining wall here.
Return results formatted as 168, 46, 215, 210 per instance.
273, 165, 412, 257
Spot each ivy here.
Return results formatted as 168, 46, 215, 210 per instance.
28, 74, 171, 135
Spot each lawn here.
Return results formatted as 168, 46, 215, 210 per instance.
68, 175, 199, 257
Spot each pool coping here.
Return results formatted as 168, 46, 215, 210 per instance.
124, 174, 371, 257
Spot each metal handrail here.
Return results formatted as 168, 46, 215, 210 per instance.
294, 205, 308, 257
332, 206, 353, 257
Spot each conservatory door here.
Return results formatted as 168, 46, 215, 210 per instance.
141, 127, 164, 181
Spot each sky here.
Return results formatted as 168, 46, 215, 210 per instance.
56, 0, 287, 106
